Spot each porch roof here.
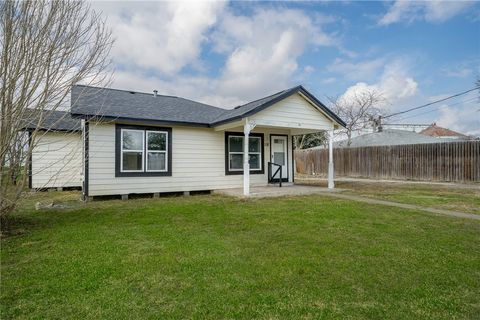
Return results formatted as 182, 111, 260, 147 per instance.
210, 85, 346, 128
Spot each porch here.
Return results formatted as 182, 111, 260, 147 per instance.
215, 116, 336, 197
215, 184, 343, 198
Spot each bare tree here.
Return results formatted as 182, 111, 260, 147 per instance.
328, 88, 385, 146
294, 132, 328, 150
0, 0, 113, 220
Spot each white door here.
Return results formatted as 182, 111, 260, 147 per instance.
270, 135, 288, 180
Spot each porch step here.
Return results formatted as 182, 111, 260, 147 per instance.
266, 182, 294, 187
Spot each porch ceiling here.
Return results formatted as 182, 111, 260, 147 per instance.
213, 118, 332, 135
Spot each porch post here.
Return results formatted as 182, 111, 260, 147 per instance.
328, 129, 335, 189
243, 118, 256, 196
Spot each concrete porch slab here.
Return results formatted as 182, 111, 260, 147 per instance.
214, 184, 344, 198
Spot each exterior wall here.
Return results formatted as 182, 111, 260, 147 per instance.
31, 131, 82, 188
87, 122, 294, 196
250, 93, 334, 131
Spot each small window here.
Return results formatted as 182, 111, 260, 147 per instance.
116, 125, 172, 177
248, 137, 261, 170
225, 132, 264, 175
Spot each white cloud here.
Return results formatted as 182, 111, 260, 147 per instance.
304, 65, 315, 73
213, 7, 334, 102
112, 70, 240, 107
339, 59, 419, 110
95, 1, 226, 75
93, 2, 334, 108
378, 0, 474, 25
379, 60, 418, 99
443, 68, 473, 78
436, 101, 480, 136
327, 58, 385, 81
441, 58, 479, 79
322, 77, 336, 84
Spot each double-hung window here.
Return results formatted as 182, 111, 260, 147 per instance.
121, 129, 144, 172
146, 131, 167, 172
116, 124, 172, 177
225, 132, 264, 175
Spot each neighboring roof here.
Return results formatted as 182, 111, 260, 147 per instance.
23, 110, 81, 132
420, 123, 468, 138
318, 129, 452, 149
71, 85, 346, 128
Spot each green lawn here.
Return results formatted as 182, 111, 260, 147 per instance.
1, 191, 480, 319
297, 177, 480, 215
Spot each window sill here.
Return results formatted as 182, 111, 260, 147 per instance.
115, 171, 172, 177
225, 170, 265, 175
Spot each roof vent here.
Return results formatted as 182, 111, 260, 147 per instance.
153, 90, 158, 97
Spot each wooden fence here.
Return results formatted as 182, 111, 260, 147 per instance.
295, 141, 480, 182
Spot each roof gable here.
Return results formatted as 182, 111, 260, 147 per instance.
210, 85, 346, 128
249, 93, 334, 130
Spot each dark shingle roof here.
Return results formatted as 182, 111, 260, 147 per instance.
71, 85, 346, 128
210, 87, 298, 124
71, 85, 226, 126
23, 110, 81, 132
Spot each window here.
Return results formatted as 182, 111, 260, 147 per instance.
121, 129, 144, 172
225, 132, 264, 175
146, 131, 167, 172
115, 125, 172, 177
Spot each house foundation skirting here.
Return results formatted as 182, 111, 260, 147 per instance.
84, 190, 213, 202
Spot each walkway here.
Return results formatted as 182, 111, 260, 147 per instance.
297, 175, 480, 190
216, 184, 480, 221
318, 192, 480, 221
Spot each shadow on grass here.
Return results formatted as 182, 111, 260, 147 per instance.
1, 214, 37, 238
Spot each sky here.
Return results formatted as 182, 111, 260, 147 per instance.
91, 0, 480, 136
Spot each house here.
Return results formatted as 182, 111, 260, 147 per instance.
327, 129, 452, 148
24, 110, 82, 189
420, 123, 469, 140
70, 85, 345, 200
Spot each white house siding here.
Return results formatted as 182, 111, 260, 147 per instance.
250, 93, 334, 131
87, 122, 293, 196
31, 132, 82, 188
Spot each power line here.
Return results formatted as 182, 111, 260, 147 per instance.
384, 86, 480, 119
393, 96, 478, 122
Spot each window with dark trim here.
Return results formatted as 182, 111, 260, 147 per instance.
115, 124, 172, 177
225, 132, 264, 175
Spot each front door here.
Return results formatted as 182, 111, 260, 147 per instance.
270, 135, 288, 181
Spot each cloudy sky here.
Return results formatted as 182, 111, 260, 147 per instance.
91, 0, 480, 136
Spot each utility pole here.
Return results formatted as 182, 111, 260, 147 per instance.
370, 115, 383, 132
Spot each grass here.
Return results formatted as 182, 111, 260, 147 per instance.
297, 177, 480, 215
1, 191, 480, 319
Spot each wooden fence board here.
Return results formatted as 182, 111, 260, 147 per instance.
295, 141, 480, 182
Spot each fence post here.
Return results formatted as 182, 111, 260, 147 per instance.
328, 130, 335, 189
